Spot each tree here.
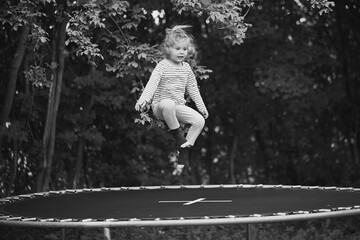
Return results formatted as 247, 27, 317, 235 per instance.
3, 0, 356, 197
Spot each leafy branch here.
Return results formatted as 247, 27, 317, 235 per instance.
172, 0, 253, 45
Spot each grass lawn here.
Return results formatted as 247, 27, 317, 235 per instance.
1, 216, 360, 239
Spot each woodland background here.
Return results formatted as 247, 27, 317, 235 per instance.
0, 0, 360, 239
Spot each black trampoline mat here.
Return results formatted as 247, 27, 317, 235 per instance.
2, 186, 360, 221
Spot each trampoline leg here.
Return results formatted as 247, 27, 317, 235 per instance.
104, 227, 111, 240
246, 224, 254, 240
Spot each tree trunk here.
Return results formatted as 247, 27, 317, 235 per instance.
72, 93, 94, 189
37, 15, 70, 192
334, 0, 360, 164
0, 25, 29, 164
6, 139, 18, 196
204, 127, 215, 184
71, 28, 103, 188
254, 125, 271, 183
229, 135, 238, 184
73, 136, 84, 189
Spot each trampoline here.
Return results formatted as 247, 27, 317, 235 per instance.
1, 184, 360, 239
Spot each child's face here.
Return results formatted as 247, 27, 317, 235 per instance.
168, 39, 189, 64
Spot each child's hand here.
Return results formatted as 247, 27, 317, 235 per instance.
135, 100, 147, 112
201, 109, 209, 119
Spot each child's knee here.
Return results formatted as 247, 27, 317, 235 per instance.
196, 115, 205, 128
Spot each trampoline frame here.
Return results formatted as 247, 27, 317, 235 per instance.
1, 184, 360, 227
1, 184, 360, 240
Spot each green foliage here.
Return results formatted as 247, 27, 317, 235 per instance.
0, 1, 44, 30
106, 43, 162, 78
28, 23, 49, 49
0, 0, 360, 196
65, 3, 106, 62
172, 0, 253, 45
3, 121, 28, 143
24, 65, 50, 88
2, 217, 360, 239
310, 0, 335, 15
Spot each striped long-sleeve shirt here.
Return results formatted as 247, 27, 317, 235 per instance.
138, 59, 207, 113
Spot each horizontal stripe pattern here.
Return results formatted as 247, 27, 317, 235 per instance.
139, 59, 206, 112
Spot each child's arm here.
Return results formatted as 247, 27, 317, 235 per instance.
186, 65, 209, 119
135, 61, 164, 111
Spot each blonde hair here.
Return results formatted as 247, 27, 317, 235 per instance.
161, 25, 198, 61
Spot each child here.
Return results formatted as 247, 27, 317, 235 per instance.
135, 25, 209, 169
